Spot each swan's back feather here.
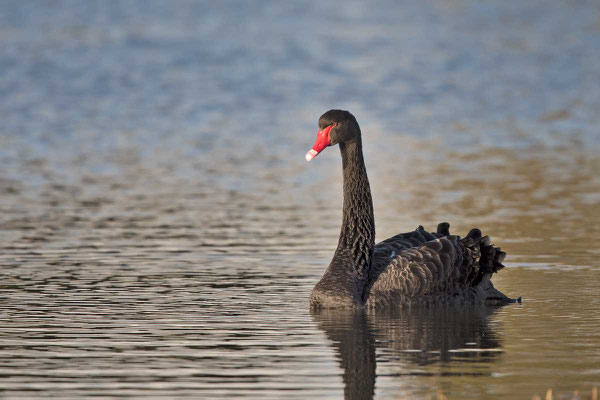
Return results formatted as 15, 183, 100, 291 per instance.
364, 224, 511, 307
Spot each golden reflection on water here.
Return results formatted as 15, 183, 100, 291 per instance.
348, 135, 600, 397
367, 137, 600, 267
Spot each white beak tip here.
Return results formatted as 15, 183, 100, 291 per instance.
305, 149, 317, 162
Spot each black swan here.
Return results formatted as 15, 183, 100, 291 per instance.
306, 109, 520, 308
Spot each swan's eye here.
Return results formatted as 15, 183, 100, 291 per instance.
320, 123, 336, 130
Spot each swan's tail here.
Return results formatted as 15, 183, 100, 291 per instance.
439, 223, 521, 304
461, 228, 506, 275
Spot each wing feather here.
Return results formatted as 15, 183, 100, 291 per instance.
362, 224, 513, 306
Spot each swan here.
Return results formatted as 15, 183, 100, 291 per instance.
306, 109, 519, 308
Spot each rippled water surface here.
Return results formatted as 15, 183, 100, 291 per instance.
1, 1, 600, 399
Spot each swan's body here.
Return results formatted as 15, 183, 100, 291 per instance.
306, 110, 518, 309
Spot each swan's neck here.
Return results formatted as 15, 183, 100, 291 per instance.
310, 137, 376, 308
335, 139, 375, 279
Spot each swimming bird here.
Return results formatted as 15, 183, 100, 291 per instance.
306, 109, 519, 308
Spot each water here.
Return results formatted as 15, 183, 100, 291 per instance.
1, 1, 600, 398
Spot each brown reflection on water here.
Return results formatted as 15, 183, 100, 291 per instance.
368, 138, 600, 268
361, 135, 600, 397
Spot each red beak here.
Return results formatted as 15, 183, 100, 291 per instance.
305, 124, 334, 161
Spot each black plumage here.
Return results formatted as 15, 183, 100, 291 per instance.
307, 110, 519, 309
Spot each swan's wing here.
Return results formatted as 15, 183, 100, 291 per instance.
373, 223, 448, 258
366, 228, 508, 307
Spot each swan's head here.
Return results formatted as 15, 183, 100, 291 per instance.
305, 109, 360, 161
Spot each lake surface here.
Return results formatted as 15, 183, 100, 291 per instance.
1, 1, 600, 399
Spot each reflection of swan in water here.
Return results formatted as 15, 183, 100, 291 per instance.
311, 306, 504, 400
313, 309, 377, 400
